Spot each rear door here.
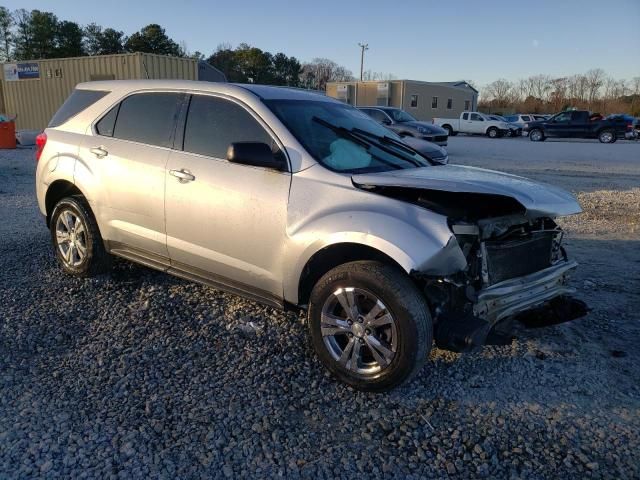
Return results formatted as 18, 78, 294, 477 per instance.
570, 111, 590, 137
81, 91, 183, 259
164, 93, 291, 299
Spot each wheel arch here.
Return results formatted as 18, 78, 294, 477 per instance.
297, 242, 407, 307
45, 180, 86, 227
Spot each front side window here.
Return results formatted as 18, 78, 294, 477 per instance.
447, 98, 453, 110
553, 112, 572, 123
431, 96, 438, 109
410, 95, 418, 108
112, 92, 183, 148
521, 115, 531, 121
470, 113, 483, 121
505, 115, 518, 122
363, 109, 391, 123
183, 95, 275, 159
385, 109, 416, 123
265, 99, 430, 174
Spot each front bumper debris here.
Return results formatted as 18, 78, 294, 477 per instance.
433, 260, 586, 352
474, 260, 578, 323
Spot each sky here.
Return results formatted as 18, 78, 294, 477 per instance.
5, 0, 640, 86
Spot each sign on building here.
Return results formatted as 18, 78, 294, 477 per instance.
3, 62, 40, 81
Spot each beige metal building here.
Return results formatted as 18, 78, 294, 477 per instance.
326, 80, 478, 122
1, 52, 226, 130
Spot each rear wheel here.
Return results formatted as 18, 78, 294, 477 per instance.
50, 196, 112, 277
598, 129, 615, 143
529, 129, 545, 142
308, 261, 432, 392
443, 125, 454, 137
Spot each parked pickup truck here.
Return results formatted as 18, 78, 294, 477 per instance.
524, 110, 632, 143
433, 112, 512, 138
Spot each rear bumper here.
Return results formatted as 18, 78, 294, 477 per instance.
474, 260, 578, 324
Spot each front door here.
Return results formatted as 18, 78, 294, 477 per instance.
164, 94, 291, 299
545, 111, 572, 137
469, 113, 486, 134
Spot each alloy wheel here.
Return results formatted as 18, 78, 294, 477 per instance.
320, 287, 397, 375
55, 209, 87, 267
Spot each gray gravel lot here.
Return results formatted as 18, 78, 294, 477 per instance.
1, 139, 639, 479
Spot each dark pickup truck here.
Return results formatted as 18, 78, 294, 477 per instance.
525, 110, 632, 143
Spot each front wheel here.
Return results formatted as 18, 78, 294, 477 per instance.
598, 129, 615, 143
529, 129, 545, 141
487, 127, 499, 138
308, 261, 432, 392
50, 196, 112, 277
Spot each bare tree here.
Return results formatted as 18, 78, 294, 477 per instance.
585, 68, 606, 108
483, 79, 513, 107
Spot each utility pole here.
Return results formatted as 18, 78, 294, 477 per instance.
358, 42, 369, 81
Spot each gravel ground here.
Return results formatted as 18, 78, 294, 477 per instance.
1, 140, 639, 479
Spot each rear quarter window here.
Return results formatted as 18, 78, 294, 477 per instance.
48, 89, 109, 128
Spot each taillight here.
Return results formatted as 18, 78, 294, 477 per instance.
627, 123, 633, 130
35, 132, 47, 161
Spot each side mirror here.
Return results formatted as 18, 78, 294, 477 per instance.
226, 142, 286, 171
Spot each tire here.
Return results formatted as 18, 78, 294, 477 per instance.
487, 127, 499, 138
529, 129, 545, 142
307, 260, 432, 392
50, 196, 112, 277
598, 129, 615, 144
443, 125, 454, 137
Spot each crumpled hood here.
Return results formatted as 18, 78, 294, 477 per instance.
404, 121, 447, 134
352, 165, 582, 218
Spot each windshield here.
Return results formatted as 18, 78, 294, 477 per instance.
264, 99, 430, 173
385, 108, 416, 123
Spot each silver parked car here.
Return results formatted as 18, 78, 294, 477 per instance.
35, 80, 586, 391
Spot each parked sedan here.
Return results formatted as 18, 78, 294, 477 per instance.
359, 106, 449, 146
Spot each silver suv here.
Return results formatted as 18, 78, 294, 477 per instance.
36, 81, 586, 391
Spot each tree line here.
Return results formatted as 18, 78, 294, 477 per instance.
481, 70, 640, 116
0, 6, 361, 90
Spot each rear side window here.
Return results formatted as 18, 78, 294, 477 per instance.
48, 89, 109, 127
112, 92, 182, 148
183, 95, 273, 159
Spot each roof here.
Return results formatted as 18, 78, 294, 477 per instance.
77, 79, 338, 102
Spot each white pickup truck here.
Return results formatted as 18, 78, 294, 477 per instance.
433, 112, 512, 138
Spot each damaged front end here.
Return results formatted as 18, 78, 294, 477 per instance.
424, 214, 587, 352
352, 168, 589, 353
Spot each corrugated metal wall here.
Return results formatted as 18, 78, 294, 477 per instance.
1, 53, 197, 130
